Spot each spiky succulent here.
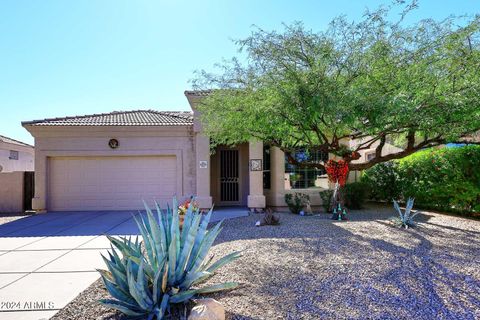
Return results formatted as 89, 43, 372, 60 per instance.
390, 198, 420, 229
98, 198, 241, 319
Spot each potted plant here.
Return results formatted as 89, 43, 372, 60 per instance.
178, 196, 200, 228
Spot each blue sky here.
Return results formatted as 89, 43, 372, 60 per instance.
1, 0, 479, 144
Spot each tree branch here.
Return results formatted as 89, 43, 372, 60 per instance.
349, 136, 445, 171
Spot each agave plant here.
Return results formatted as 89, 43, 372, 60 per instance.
390, 198, 420, 229
98, 198, 241, 319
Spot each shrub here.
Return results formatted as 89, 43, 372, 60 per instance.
319, 190, 334, 213
344, 182, 369, 209
362, 162, 401, 201
284, 193, 309, 214
390, 198, 420, 229
363, 146, 480, 215
98, 198, 241, 319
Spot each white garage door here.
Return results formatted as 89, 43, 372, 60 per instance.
48, 156, 177, 211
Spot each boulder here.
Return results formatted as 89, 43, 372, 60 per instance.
188, 298, 225, 320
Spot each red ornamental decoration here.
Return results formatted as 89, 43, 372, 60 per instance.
325, 159, 349, 186
350, 151, 361, 160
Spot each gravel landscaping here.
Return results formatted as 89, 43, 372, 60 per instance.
52, 205, 480, 320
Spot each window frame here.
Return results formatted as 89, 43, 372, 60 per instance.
263, 145, 271, 190
365, 151, 376, 161
9, 150, 19, 160
284, 149, 328, 190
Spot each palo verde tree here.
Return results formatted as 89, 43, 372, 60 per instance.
192, 1, 480, 177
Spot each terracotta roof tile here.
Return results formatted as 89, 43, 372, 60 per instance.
184, 90, 212, 97
22, 110, 193, 127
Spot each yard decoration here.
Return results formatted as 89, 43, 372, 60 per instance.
325, 159, 349, 187
325, 159, 349, 220
98, 197, 241, 319
256, 208, 280, 226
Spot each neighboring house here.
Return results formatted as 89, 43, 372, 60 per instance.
347, 137, 403, 183
460, 131, 480, 144
22, 91, 402, 212
0, 134, 34, 173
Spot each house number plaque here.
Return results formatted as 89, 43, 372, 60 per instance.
250, 159, 263, 171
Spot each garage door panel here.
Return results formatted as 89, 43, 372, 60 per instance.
48, 156, 177, 211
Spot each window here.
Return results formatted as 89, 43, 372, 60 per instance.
366, 152, 375, 161
285, 149, 328, 189
9, 150, 19, 160
263, 145, 271, 189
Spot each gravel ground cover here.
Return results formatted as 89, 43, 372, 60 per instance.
52, 205, 480, 320
0, 212, 30, 225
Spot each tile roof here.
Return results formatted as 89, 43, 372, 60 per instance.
0, 134, 33, 147
184, 90, 212, 97
22, 110, 193, 127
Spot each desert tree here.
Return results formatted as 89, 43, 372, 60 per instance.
192, 1, 480, 173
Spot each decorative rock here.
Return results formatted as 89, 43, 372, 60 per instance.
305, 202, 313, 215
188, 298, 225, 320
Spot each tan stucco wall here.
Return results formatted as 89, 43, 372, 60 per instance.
192, 107, 213, 209
0, 142, 34, 173
247, 141, 265, 209
24, 126, 196, 211
0, 172, 24, 213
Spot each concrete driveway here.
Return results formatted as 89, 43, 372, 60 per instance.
0, 208, 248, 320
0, 211, 140, 320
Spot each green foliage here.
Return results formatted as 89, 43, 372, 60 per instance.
344, 182, 370, 210
390, 198, 420, 229
284, 193, 309, 214
362, 162, 401, 201
98, 198, 241, 319
319, 190, 334, 213
193, 2, 480, 171
363, 146, 480, 215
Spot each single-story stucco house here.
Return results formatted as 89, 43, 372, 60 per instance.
0, 134, 34, 173
22, 90, 400, 212
0, 135, 35, 213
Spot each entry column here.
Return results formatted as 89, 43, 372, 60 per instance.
32, 150, 47, 212
194, 129, 213, 209
247, 141, 266, 211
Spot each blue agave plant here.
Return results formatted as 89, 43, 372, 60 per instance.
391, 198, 420, 229
98, 198, 241, 319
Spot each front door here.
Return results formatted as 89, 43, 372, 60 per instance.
219, 149, 240, 204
